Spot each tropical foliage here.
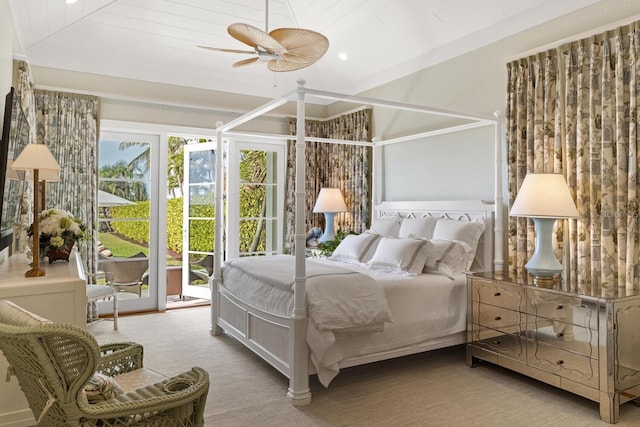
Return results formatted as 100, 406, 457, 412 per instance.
99, 139, 266, 259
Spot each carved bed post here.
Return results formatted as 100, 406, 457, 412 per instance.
288, 79, 312, 405
211, 122, 224, 336
493, 110, 504, 271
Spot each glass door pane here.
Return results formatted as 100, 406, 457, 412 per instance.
97, 131, 159, 313
227, 140, 285, 260
182, 142, 217, 299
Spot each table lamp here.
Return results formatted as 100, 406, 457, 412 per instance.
313, 188, 347, 243
11, 144, 61, 277
510, 173, 579, 287
33, 169, 60, 211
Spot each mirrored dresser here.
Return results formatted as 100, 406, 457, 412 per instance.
467, 271, 640, 424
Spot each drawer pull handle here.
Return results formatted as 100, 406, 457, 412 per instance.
494, 292, 501, 297
556, 332, 564, 337
556, 305, 564, 310
494, 316, 502, 321
556, 360, 564, 365
492, 340, 501, 345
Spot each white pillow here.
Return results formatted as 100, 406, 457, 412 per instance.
398, 217, 438, 239
367, 237, 429, 276
368, 217, 402, 237
329, 233, 383, 265
424, 239, 472, 278
432, 220, 485, 268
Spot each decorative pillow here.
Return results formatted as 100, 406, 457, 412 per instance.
83, 373, 124, 404
368, 216, 402, 237
398, 217, 438, 239
329, 233, 383, 265
432, 220, 485, 268
367, 237, 429, 276
424, 239, 473, 278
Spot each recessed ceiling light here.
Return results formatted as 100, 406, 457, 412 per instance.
338, 52, 348, 61
66, 0, 78, 4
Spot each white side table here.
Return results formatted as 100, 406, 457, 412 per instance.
0, 251, 86, 426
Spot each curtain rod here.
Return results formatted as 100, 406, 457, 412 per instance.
506, 13, 640, 62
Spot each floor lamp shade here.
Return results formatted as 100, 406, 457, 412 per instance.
313, 188, 347, 243
11, 144, 61, 277
510, 173, 579, 285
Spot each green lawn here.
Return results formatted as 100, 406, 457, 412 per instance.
98, 232, 182, 266
98, 232, 148, 257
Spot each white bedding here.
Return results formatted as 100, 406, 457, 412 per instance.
221, 255, 392, 333
220, 254, 467, 386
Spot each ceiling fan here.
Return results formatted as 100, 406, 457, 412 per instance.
197, 2, 329, 72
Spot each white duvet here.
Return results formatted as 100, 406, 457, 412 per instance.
222, 255, 392, 333
220, 255, 467, 386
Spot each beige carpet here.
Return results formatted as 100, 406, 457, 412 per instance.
89, 307, 640, 426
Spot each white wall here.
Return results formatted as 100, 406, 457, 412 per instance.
0, 0, 14, 264
378, 126, 496, 202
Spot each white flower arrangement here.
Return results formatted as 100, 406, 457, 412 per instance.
29, 208, 86, 260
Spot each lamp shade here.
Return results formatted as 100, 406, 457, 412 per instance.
11, 144, 61, 172
510, 173, 579, 219
312, 188, 347, 213
6, 160, 24, 181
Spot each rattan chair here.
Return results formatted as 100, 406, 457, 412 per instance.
0, 300, 209, 426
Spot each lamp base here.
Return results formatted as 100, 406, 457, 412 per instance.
532, 275, 558, 288
25, 266, 46, 277
318, 212, 337, 243
525, 217, 564, 287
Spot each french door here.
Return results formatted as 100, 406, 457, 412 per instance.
97, 130, 160, 313
181, 138, 285, 299
226, 140, 286, 259
182, 142, 217, 299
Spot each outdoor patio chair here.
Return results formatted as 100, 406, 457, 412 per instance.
195, 254, 214, 276
0, 300, 209, 426
99, 252, 148, 297
188, 254, 214, 285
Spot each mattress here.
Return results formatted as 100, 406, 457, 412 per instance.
220, 254, 467, 386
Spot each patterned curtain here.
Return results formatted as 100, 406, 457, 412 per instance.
506, 22, 640, 294
285, 109, 373, 252
33, 89, 100, 276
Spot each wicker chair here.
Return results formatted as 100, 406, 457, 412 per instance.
0, 300, 209, 426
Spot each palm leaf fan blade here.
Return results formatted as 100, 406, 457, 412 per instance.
197, 46, 255, 55
233, 57, 259, 68
267, 60, 315, 72
269, 28, 329, 64
228, 23, 285, 54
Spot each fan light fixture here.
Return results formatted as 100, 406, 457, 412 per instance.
510, 173, 579, 287
198, 1, 329, 72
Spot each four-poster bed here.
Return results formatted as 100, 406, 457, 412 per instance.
211, 80, 504, 405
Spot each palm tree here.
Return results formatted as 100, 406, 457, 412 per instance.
167, 137, 186, 197
99, 160, 148, 202
239, 150, 267, 253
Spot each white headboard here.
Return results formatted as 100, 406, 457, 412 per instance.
374, 200, 495, 272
